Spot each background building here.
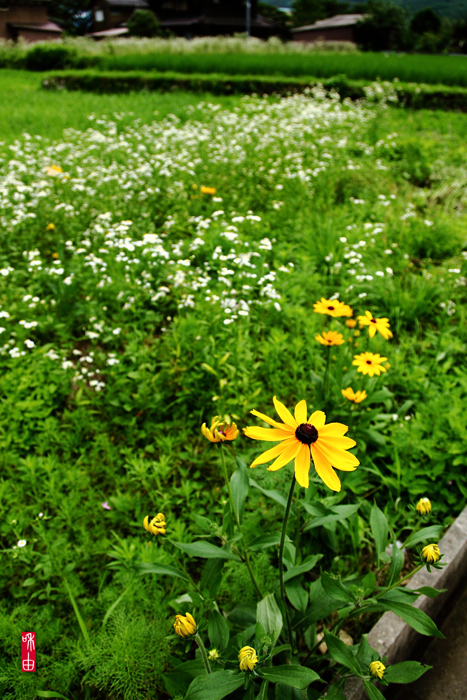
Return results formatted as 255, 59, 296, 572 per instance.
0, 0, 62, 41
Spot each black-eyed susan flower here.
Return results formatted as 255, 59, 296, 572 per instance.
174, 612, 197, 637
369, 661, 386, 679
201, 416, 239, 443
341, 387, 367, 403
352, 352, 388, 377
238, 646, 258, 671
208, 648, 220, 661
422, 544, 440, 564
358, 311, 393, 340
244, 397, 359, 492
315, 330, 345, 346
200, 186, 216, 195
143, 513, 166, 536
313, 298, 353, 318
416, 498, 432, 516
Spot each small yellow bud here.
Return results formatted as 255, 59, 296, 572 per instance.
416, 498, 431, 516
143, 513, 166, 536
341, 387, 367, 404
369, 661, 386, 679
200, 186, 216, 195
208, 648, 220, 661
238, 646, 258, 672
422, 543, 440, 564
201, 416, 239, 443
346, 318, 357, 328
174, 612, 197, 637
46, 223, 55, 231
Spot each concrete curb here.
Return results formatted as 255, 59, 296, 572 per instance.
345, 505, 467, 700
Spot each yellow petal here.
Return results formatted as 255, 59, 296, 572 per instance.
250, 409, 287, 430
319, 435, 356, 450
294, 444, 310, 488
243, 427, 294, 441
312, 445, 341, 492
250, 438, 297, 468
308, 410, 326, 429
369, 325, 376, 338
267, 438, 301, 471
294, 399, 307, 425
318, 422, 348, 437
273, 396, 298, 428
317, 440, 359, 471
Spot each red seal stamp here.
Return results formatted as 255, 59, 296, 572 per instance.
21, 632, 36, 672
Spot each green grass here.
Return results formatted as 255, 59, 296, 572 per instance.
1, 70, 467, 699
95, 51, 467, 87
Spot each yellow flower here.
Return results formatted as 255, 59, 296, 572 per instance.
143, 513, 166, 536
422, 544, 440, 564
346, 318, 357, 328
313, 298, 353, 318
352, 352, 388, 377
315, 330, 345, 346
174, 612, 197, 637
238, 646, 258, 671
244, 397, 359, 492
358, 311, 393, 340
200, 186, 216, 195
46, 223, 55, 231
369, 661, 386, 679
201, 416, 239, 443
416, 498, 432, 516
45, 165, 63, 176
341, 387, 367, 403
208, 648, 220, 661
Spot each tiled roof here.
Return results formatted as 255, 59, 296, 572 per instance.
160, 14, 274, 28
9, 20, 62, 32
87, 26, 129, 36
292, 14, 365, 32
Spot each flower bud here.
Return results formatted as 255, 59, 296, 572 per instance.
416, 498, 432, 516
422, 543, 440, 564
143, 513, 166, 536
174, 612, 197, 637
369, 661, 386, 679
201, 416, 239, 443
208, 648, 220, 661
238, 646, 258, 671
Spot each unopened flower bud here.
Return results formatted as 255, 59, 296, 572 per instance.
201, 415, 239, 443
416, 498, 432, 516
143, 513, 166, 536
238, 646, 258, 671
422, 543, 440, 563
174, 612, 197, 637
369, 661, 386, 679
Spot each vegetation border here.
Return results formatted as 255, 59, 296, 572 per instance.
41, 70, 467, 111
345, 504, 467, 699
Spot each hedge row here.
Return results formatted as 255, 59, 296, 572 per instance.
41, 70, 467, 111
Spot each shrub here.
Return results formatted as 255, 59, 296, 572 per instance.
25, 44, 80, 71
127, 10, 163, 38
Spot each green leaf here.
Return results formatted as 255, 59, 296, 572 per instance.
321, 574, 356, 604
414, 586, 447, 598
361, 680, 386, 700
387, 541, 404, 586
62, 578, 90, 645
185, 671, 245, 700
403, 525, 443, 549
379, 599, 444, 638
170, 540, 240, 561
356, 634, 375, 668
208, 610, 230, 651
283, 554, 323, 583
323, 629, 361, 676
384, 660, 432, 683
370, 504, 389, 566
294, 579, 346, 627
249, 478, 288, 508
257, 665, 320, 689
256, 593, 283, 646
200, 558, 225, 598
248, 534, 283, 551
37, 693, 72, 700
302, 504, 360, 532
286, 579, 308, 613
137, 561, 190, 581
231, 459, 249, 525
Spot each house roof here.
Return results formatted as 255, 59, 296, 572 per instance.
160, 14, 275, 28
8, 20, 62, 32
87, 26, 129, 37
292, 14, 365, 32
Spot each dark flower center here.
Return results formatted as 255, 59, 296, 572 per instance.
295, 423, 318, 445
328, 306, 335, 311
366, 360, 372, 365
370, 319, 377, 323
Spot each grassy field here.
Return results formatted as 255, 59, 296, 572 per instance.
1, 69, 467, 699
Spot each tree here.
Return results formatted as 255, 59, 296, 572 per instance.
354, 0, 412, 51
410, 7, 441, 35
292, 0, 350, 27
258, 2, 292, 38
47, 0, 92, 35
127, 9, 163, 37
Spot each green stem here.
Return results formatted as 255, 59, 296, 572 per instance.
323, 346, 331, 401
195, 633, 212, 674
279, 475, 296, 654
219, 447, 262, 600
373, 564, 424, 600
